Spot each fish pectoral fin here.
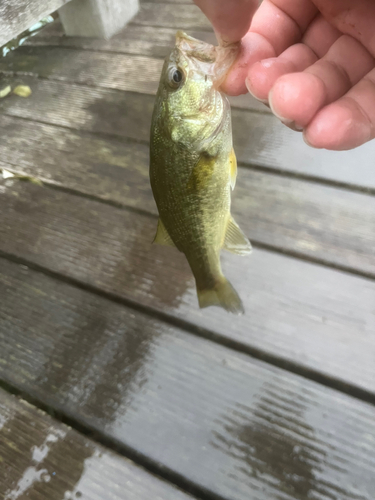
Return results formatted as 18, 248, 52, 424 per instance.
223, 216, 252, 255
153, 219, 175, 247
187, 153, 216, 192
229, 148, 237, 190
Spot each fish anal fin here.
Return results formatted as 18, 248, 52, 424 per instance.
229, 148, 237, 189
197, 277, 244, 315
153, 218, 175, 246
223, 216, 252, 255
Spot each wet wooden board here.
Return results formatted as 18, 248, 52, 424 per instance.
24, 23, 263, 112
0, 46, 162, 95
0, 258, 374, 500
25, 23, 216, 59
0, 115, 374, 277
0, 389, 196, 500
1, 50, 375, 189
0, 76, 264, 127
0, 181, 374, 395
132, 2, 211, 30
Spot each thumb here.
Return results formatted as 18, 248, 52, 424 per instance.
193, 0, 259, 45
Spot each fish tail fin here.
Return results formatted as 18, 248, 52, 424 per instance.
197, 277, 244, 315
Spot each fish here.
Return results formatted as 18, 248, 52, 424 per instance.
149, 31, 252, 315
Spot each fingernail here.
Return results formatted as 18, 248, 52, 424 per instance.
268, 88, 282, 119
279, 119, 303, 132
245, 78, 268, 104
303, 132, 318, 148
288, 121, 303, 132
269, 89, 303, 131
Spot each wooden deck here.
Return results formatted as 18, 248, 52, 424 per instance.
1, 1, 375, 499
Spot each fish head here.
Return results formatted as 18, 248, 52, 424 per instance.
155, 31, 239, 149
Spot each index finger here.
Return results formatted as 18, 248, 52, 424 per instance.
193, 0, 259, 45
223, 0, 318, 94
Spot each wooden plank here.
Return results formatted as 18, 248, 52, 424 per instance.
59, 0, 139, 39
0, 114, 374, 276
0, 46, 162, 95
0, 389, 195, 500
23, 23, 265, 112
132, 2, 211, 30
0, 181, 374, 396
0, 0, 69, 47
1, 49, 375, 189
0, 258, 374, 500
25, 21, 219, 60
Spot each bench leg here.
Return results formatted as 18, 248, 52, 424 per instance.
58, 0, 139, 39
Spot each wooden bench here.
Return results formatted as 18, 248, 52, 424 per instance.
0, 0, 139, 47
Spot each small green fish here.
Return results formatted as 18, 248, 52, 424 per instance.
150, 31, 251, 314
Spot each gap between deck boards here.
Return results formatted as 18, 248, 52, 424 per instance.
1, 110, 374, 198
0, 225, 374, 407
0, 253, 374, 500
0, 389, 213, 500
1, 163, 375, 285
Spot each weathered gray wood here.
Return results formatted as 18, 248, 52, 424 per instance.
24, 23, 264, 111
0, 181, 374, 395
0, 0, 69, 47
0, 389, 196, 500
2, 48, 375, 189
0, 46, 162, 94
59, 0, 139, 39
0, 114, 374, 277
132, 2, 211, 30
0, 258, 374, 500
26, 21, 220, 60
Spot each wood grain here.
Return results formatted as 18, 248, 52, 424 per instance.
0, 0, 69, 47
0, 258, 374, 500
0, 114, 374, 277
25, 22, 261, 111
132, 2, 211, 30
0, 181, 374, 396
2, 48, 375, 188
0, 46, 162, 95
0, 389, 195, 500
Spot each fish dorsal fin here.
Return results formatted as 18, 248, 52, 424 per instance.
229, 148, 237, 190
223, 216, 252, 255
153, 218, 175, 246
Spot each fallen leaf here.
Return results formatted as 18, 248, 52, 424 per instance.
0, 85, 11, 98
13, 85, 32, 97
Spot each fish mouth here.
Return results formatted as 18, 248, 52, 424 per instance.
175, 31, 239, 87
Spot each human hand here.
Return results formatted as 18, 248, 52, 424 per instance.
193, 0, 375, 151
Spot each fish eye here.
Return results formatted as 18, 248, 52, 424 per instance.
168, 67, 184, 89
173, 69, 182, 83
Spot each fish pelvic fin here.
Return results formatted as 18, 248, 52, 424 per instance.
153, 218, 175, 246
223, 216, 252, 255
197, 277, 244, 315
